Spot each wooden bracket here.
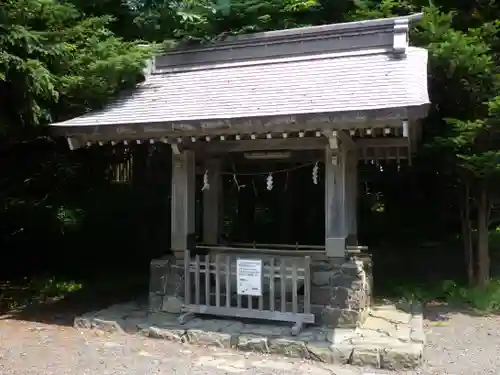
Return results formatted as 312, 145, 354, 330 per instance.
322, 130, 338, 150
337, 130, 357, 150
171, 143, 181, 155
66, 137, 83, 151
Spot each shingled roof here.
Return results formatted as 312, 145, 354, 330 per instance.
50, 13, 430, 137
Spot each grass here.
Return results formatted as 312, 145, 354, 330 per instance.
0, 270, 149, 318
0, 276, 83, 313
389, 279, 500, 312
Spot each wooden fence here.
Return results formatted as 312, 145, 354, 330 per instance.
180, 246, 315, 335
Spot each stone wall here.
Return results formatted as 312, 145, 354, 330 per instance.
148, 255, 185, 314
148, 252, 373, 329
311, 254, 372, 328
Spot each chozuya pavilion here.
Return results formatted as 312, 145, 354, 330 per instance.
50, 13, 429, 333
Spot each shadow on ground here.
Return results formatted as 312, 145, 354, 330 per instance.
0, 273, 149, 326
422, 302, 496, 322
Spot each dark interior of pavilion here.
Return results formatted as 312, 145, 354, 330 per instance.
196, 151, 326, 247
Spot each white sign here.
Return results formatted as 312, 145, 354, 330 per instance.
236, 259, 262, 296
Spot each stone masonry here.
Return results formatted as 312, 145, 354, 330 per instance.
148, 255, 184, 314
311, 254, 373, 328
74, 301, 424, 370
148, 252, 373, 328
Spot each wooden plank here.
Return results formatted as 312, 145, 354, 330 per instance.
356, 138, 408, 147
325, 145, 347, 257
200, 137, 326, 154
228, 242, 324, 250
196, 244, 323, 256
237, 292, 242, 309
171, 150, 195, 252
184, 249, 191, 304
280, 259, 286, 312
346, 149, 358, 243
304, 256, 311, 314
337, 130, 356, 149
215, 253, 221, 308
195, 255, 201, 305
76, 117, 406, 143
225, 255, 231, 308
292, 262, 298, 313
204, 254, 210, 305
182, 305, 315, 324
269, 258, 275, 311
202, 159, 222, 244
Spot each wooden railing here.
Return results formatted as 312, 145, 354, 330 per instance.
180, 246, 315, 335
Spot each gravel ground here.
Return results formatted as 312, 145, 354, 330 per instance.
0, 306, 499, 375
416, 306, 500, 375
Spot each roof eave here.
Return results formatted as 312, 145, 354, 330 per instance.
51, 104, 430, 140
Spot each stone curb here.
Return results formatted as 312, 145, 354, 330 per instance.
73, 308, 425, 370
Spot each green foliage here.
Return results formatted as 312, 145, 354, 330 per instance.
0, 0, 153, 132
396, 279, 500, 311
0, 276, 82, 312
447, 97, 500, 179
348, 0, 417, 20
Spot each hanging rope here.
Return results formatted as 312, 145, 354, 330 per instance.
232, 173, 242, 190
224, 161, 322, 192
220, 161, 319, 176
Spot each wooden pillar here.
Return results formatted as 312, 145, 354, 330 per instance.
171, 149, 195, 255
203, 159, 222, 244
325, 145, 348, 257
346, 150, 358, 245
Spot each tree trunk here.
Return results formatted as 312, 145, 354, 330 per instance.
461, 182, 474, 285
476, 183, 491, 287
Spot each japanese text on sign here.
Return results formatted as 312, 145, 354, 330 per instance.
236, 259, 262, 296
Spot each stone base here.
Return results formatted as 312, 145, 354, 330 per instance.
149, 253, 373, 328
148, 255, 184, 314
74, 301, 424, 370
311, 254, 373, 328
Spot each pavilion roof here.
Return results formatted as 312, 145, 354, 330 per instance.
50, 13, 430, 140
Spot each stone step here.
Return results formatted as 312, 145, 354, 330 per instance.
73, 301, 425, 371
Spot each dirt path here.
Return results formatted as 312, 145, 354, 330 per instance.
0, 318, 367, 375
0, 306, 499, 375
415, 306, 500, 375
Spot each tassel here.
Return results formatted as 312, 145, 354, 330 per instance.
312, 162, 319, 185
266, 173, 273, 191
201, 169, 210, 191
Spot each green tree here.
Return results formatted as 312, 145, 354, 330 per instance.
0, 0, 154, 252
0, 0, 153, 134
424, 13, 500, 286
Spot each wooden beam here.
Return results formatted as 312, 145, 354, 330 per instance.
324, 145, 347, 258
75, 119, 406, 143
202, 159, 222, 244
171, 150, 195, 252
345, 150, 358, 245
193, 137, 327, 154
337, 130, 357, 149
356, 137, 409, 148
66, 137, 84, 150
